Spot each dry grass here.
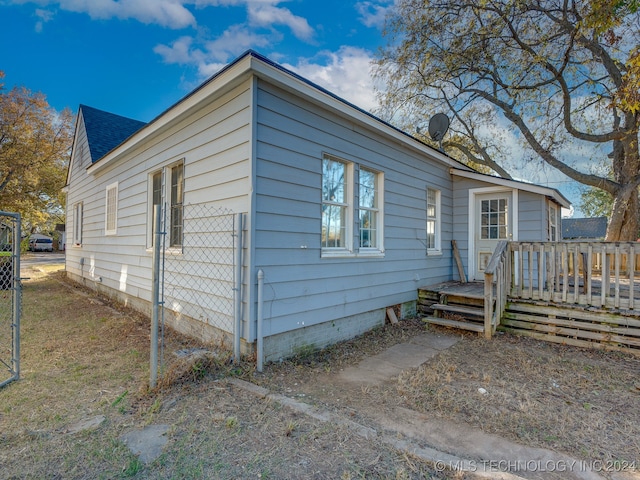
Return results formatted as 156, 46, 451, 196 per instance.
0, 265, 447, 479
4, 261, 638, 479
394, 329, 640, 465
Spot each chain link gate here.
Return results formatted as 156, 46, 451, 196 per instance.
0, 211, 21, 388
151, 203, 240, 386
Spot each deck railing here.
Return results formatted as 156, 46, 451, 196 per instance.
484, 240, 510, 338
508, 241, 640, 310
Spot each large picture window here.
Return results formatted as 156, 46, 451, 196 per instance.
105, 182, 118, 236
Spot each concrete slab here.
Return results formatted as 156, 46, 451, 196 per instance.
120, 424, 170, 465
338, 332, 460, 386
65, 415, 106, 435
409, 332, 460, 350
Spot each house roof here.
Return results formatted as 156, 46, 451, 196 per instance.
80, 104, 146, 163
561, 217, 608, 239
450, 168, 571, 208
76, 50, 567, 208
84, 50, 473, 175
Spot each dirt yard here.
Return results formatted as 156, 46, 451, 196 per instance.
1, 263, 638, 479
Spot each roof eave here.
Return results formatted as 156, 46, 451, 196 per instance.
450, 168, 571, 208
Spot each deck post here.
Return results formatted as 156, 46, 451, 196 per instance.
484, 271, 493, 339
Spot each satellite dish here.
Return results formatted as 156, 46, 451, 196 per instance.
428, 113, 449, 142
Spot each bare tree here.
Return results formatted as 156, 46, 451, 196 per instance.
374, 0, 640, 240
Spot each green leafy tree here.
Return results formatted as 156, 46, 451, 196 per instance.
579, 186, 614, 218
375, 0, 640, 240
0, 71, 73, 233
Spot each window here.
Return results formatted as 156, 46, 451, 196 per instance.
480, 198, 508, 239
105, 182, 118, 235
427, 188, 441, 253
73, 202, 83, 246
148, 170, 163, 246
549, 204, 558, 241
147, 161, 185, 250
359, 168, 381, 249
170, 163, 184, 248
322, 154, 384, 256
322, 156, 351, 249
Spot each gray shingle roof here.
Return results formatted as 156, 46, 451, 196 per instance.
80, 104, 146, 163
561, 217, 608, 240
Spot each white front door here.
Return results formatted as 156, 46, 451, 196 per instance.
474, 192, 512, 279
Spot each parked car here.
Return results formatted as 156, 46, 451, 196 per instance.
29, 237, 53, 252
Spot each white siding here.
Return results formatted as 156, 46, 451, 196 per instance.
66, 82, 253, 319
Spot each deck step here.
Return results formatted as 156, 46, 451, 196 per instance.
422, 316, 485, 333
439, 291, 485, 301
431, 303, 484, 318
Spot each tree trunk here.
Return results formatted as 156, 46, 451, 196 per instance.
606, 187, 639, 241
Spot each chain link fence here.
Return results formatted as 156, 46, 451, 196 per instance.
0, 211, 21, 388
154, 203, 241, 384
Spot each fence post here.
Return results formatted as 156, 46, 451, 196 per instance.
234, 213, 244, 363
150, 205, 162, 389
12, 213, 20, 380
257, 269, 264, 372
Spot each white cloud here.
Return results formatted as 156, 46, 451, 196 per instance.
284, 46, 379, 112
203, 24, 276, 61
12, 0, 196, 29
355, 1, 392, 29
34, 8, 54, 32
247, 3, 314, 41
154, 36, 199, 65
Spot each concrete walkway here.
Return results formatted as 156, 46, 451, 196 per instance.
230, 331, 631, 480
120, 330, 637, 480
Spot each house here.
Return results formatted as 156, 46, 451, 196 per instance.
64, 50, 570, 362
561, 216, 608, 240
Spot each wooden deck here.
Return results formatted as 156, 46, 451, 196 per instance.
418, 279, 640, 355
418, 281, 489, 336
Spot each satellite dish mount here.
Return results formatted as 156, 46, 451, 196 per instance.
428, 113, 450, 152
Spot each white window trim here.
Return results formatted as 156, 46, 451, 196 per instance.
147, 170, 163, 249
73, 202, 83, 246
322, 155, 354, 256
427, 187, 441, 255
146, 160, 185, 253
358, 167, 385, 256
105, 182, 118, 236
321, 154, 385, 259
549, 203, 558, 241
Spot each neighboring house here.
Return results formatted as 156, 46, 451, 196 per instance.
561, 216, 608, 240
64, 50, 570, 362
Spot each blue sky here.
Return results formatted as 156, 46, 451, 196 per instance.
0, 0, 583, 213
0, 0, 388, 121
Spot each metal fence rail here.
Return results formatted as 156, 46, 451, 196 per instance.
151, 203, 239, 386
0, 211, 21, 388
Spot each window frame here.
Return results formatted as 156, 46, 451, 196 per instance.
73, 202, 83, 246
147, 170, 163, 248
358, 166, 384, 253
147, 160, 184, 251
426, 187, 441, 254
549, 203, 558, 241
321, 155, 353, 254
105, 182, 118, 236
169, 162, 184, 248
321, 154, 384, 258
